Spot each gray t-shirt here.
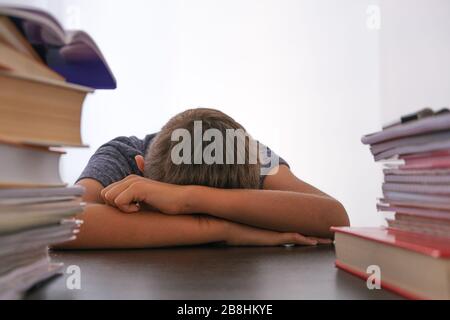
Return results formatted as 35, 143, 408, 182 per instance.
77, 134, 288, 189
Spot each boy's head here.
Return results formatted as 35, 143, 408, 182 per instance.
143, 108, 261, 189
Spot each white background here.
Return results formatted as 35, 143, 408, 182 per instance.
2, 0, 450, 227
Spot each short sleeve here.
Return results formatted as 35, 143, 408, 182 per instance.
259, 143, 289, 188
76, 136, 148, 187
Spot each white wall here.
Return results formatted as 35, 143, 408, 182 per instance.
2, 0, 389, 226
379, 0, 450, 122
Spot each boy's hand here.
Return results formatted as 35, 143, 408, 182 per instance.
225, 220, 333, 247
101, 175, 190, 214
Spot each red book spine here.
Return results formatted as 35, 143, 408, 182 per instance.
401, 150, 450, 160
402, 156, 450, 170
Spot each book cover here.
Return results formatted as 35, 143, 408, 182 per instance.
0, 5, 116, 89
331, 227, 450, 258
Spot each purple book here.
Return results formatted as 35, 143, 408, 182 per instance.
0, 5, 116, 89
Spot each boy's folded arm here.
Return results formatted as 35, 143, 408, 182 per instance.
59, 179, 224, 249
187, 188, 346, 239
58, 178, 328, 248
71, 170, 346, 248
185, 166, 350, 238
55, 204, 330, 249
94, 167, 348, 239
55, 204, 230, 249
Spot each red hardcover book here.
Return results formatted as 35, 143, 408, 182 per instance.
332, 227, 450, 300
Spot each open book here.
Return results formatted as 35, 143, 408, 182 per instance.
0, 5, 116, 89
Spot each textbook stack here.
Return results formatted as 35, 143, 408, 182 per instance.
0, 6, 115, 299
333, 109, 450, 300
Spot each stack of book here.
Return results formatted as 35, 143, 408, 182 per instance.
0, 6, 115, 299
333, 109, 450, 300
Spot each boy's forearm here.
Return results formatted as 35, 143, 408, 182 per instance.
56, 204, 228, 249
186, 187, 349, 238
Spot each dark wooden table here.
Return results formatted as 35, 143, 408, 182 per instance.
26, 245, 400, 300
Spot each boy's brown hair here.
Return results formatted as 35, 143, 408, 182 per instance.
144, 108, 261, 189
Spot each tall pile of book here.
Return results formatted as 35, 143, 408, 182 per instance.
333, 108, 450, 300
0, 6, 115, 299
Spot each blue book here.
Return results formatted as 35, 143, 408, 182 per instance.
0, 5, 116, 89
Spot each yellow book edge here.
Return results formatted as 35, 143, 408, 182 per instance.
0, 182, 68, 189
0, 69, 94, 93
